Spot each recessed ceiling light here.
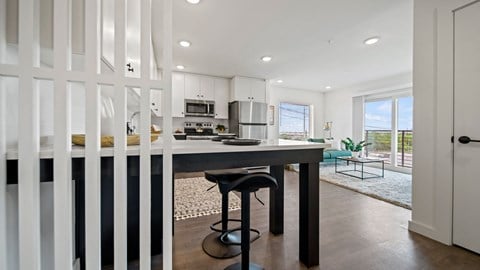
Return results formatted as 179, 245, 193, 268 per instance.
186, 0, 200, 4
276, 80, 283, 83
261, 56, 272, 62
364, 37, 380, 45
176, 65, 185, 70
179, 40, 191, 47
325, 86, 332, 90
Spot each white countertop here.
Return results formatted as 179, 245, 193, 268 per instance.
6, 139, 330, 160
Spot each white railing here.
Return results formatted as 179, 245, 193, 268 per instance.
0, 0, 173, 269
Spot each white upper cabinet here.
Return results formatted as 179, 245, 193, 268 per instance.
172, 72, 186, 117
214, 78, 230, 119
250, 78, 267, 102
200, 76, 215, 100
184, 74, 215, 100
184, 74, 201, 100
231, 76, 266, 103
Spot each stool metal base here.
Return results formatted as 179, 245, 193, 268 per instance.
224, 262, 264, 270
202, 231, 242, 259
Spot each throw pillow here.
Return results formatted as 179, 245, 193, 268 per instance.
308, 138, 325, 143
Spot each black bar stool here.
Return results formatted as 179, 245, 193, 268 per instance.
223, 172, 278, 270
202, 169, 250, 258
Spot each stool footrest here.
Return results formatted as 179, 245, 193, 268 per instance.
220, 228, 260, 246
224, 262, 264, 270
210, 219, 242, 233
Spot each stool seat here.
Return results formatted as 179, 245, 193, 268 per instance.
205, 169, 249, 193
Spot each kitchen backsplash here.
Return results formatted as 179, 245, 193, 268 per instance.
151, 116, 229, 133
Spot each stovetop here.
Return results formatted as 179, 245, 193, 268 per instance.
184, 128, 214, 136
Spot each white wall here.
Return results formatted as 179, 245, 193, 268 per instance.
408, 0, 474, 245
324, 89, 356, 141
267, 86, 324, 140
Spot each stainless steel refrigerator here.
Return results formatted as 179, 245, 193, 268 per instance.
229, 101, 268, 139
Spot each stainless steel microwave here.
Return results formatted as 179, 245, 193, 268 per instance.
185, 99, 215, 117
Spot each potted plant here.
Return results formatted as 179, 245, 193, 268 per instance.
216, 124, 226, 133
341, 137, 372, 158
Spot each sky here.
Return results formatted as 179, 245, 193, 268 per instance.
365, 96, 413, 130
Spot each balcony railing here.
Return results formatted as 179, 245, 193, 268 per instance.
364, 130, 413, 168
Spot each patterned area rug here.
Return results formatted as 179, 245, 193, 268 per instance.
174, 177, 241, 220
319, 164, 412, 209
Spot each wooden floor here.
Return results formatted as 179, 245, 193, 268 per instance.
122, 170, 480, 270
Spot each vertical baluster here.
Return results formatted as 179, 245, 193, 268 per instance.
140, 0, 152, 268
114, 0, 128, 268
0, 78, 7, 270
18, 11, 41, 270
53, 0, 73, 269
17, 0, 41, 269
84, 0, 102, 268
162, 0, 174, 269
0, 0, 7, 268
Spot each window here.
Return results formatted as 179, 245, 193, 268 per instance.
279, 102, 310, 140
364, 95, 413, 168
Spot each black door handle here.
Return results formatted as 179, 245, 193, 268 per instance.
458, 136, 480, 144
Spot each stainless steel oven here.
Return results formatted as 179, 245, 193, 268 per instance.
185, 99, 215, 117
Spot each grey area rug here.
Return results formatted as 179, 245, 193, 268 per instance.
174, 177, 241, 220
320, 164, 412, 209
295, 164, 412, 209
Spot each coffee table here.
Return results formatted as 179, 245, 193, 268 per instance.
335, 156, 384, 180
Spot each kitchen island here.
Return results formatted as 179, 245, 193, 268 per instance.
6, 139, 328, 268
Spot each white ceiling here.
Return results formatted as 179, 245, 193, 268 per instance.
152, 0, 413, 92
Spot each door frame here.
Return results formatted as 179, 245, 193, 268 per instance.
408, 0, 479, 246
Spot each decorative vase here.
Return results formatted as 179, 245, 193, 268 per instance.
353, 151, 362, 158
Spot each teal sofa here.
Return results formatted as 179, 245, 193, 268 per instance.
307, 138, 352, 163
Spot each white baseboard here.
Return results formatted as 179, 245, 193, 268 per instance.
408, 220, 452, 245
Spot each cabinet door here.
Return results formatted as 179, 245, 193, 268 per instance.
233, 76, 252, 101
251, 79, 266, 102
172, 72, 185, 117
200, 76, 215, 100
214, 78, 230, 119
150, 90, 163, 117
184, 74, 201, 100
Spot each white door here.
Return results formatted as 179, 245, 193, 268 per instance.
453, 1, 480, 254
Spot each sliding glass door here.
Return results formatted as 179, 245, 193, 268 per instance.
364, 99, 393, 164
364, 95, 413, 168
